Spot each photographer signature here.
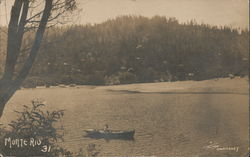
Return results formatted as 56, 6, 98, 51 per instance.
203, 141, 239, 152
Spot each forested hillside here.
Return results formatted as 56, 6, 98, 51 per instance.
0, 16, 249, 87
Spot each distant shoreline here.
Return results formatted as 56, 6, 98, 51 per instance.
19, 77, 249, 95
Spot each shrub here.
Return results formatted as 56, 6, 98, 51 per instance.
0, 100, 100, 157
0, 100, 72, 157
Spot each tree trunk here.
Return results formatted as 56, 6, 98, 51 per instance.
0, 0, 53, 117
2, 0, 23, 82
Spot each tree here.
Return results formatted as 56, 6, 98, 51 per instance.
0, 0, 77, 117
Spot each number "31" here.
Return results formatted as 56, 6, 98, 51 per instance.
41, 145, 51, 152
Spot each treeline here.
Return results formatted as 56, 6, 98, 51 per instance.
0, 16, 249, 86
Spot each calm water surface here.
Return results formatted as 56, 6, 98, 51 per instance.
2, 86, 249, 156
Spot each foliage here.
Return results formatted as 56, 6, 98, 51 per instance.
0, 100, 100, 157
0, 16, 249, 86
0, 100, 72, 156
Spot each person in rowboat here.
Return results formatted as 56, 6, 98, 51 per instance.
104, 124, 109, 133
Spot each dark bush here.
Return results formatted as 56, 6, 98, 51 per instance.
0, 100, 72, 157
0, 100, 100, 157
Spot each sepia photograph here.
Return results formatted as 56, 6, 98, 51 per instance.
0, 0, 249, 156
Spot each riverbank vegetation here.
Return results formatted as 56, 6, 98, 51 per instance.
0, 16, 249, 87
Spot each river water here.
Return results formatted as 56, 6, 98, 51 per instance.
2, 83, 249, 157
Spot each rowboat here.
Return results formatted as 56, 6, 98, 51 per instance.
84, 129, 135, 140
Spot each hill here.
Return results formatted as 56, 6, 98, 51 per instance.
0, 16, 249, 87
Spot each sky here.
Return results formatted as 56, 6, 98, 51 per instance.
0, 0, 249, 29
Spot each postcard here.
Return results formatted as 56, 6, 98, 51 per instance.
0, 0, 249, 157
